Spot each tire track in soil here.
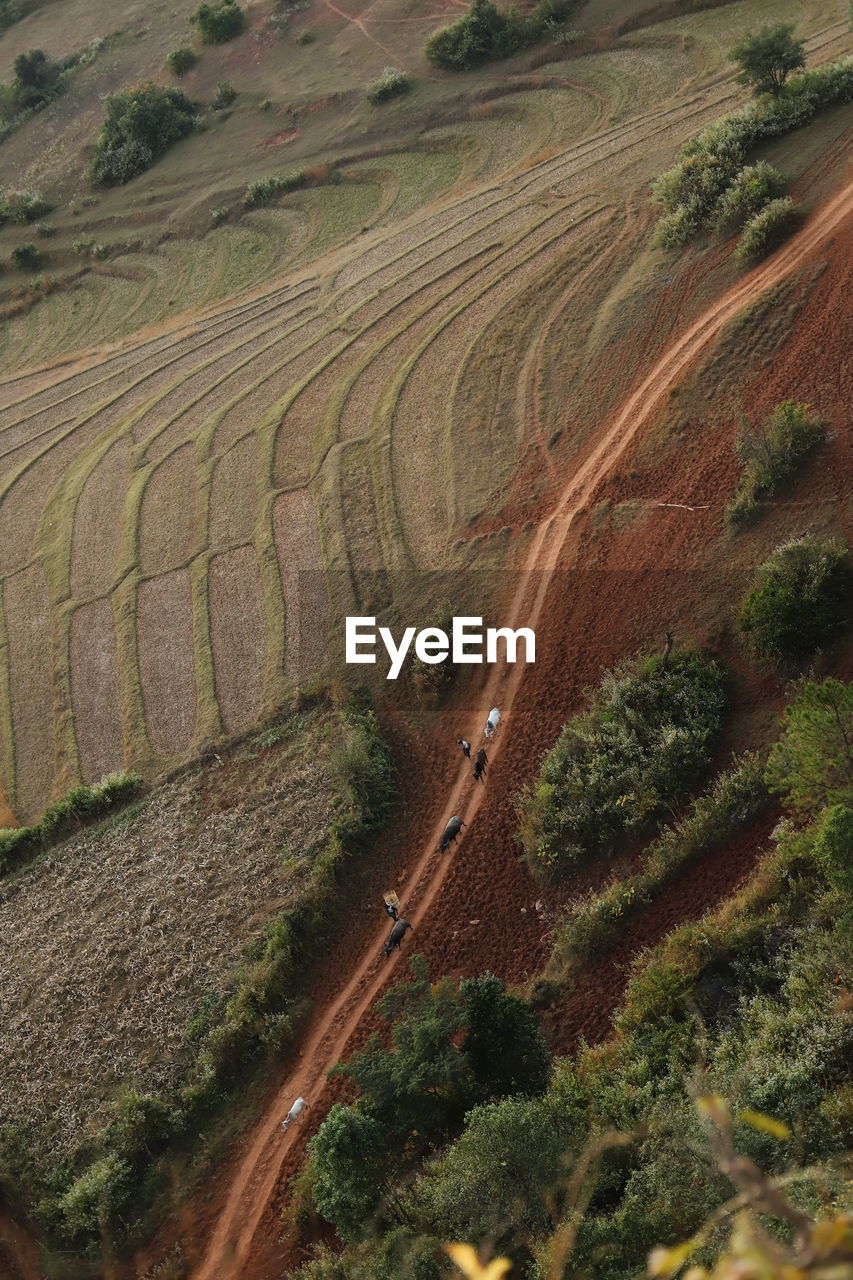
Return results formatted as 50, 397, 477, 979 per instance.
187, 177, 853, 1280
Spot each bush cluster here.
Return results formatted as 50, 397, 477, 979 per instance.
518, 649, 727, 872
243, 170, 305, 206
90, 83, 197, 185
726, 400, 824, 525
738, 535, 851, 666
547, 753, 768, 979
425, 0, 579, 71
652, 57, 853, 248
10, 241, 41, 270
0, 772, 141, 875
734, 195, 803, 263
212, 79, 236, 109
0, 187, 53, 226
192, 0, 246, 43
365, 66, 410, 105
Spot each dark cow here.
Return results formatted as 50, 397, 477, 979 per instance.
472, 748, 488, 783
384, 918, 411, 956
439, 815, 465, 852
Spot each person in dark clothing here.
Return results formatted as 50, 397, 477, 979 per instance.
384, 900, 398, 921
456, 738, 471, 759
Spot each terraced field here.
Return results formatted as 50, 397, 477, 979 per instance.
0, 9, 849, 822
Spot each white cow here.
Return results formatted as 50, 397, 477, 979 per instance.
483, 707, 501, 739
281, 1096, 309, 1131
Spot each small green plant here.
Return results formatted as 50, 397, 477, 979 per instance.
243, 171, 305, 207
213, 80, 237, 109
192, 0, 247, 44
726, 400, 824, 525
366, 66, 411, 104
34, 221, 55, 237
209, 205, 228, 225
11, 241, 41, 270
296, 27, 315, 44
73, 237, 93, 255
735, 197, 803, 264
92, 242, 109, 260
738, 535, 851, 666
257, 97, 271, 110
166, 47, 199, 76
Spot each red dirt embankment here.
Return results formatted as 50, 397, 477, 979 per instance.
178, 181, 853, 1280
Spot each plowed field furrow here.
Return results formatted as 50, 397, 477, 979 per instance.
139, 445, 199, 577
208, 547, 267, 735
209, 437, 259, 551
69, 599, 124, 784
0, 284, 319, 430
70, 438, 134, 600
164, 315, 337, 467
390, 206, 591, 564
209, 317, 335, 458
3, 565, 53, 821
136, 569, 197, 760
272, 491, 329, 685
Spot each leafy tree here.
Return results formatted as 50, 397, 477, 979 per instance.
192, 0, 246, 44
766, 678, 853, 817
738, 536, 850, 665
308, 1105, 389, 1241
461, 973, 551, 1099
165, 47, 198, 76
729, 25, 805, 98
809, 804, 853, 894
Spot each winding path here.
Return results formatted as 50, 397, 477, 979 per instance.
191, 176, 853, 1280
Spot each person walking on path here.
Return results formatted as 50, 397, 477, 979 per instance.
456, 738, 471, 759
383, 892, 399, 921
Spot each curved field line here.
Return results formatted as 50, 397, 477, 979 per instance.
190, 176, 853, 1280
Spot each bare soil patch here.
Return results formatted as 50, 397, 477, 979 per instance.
3, 564, 54, 822
209, 436, 259, 550
273, 490, 328, 684
138, 445, 198, 577
71, 438, 133, 600
208, 547, 267, 734
136, 569, 197, 760
70, 598, 124, 784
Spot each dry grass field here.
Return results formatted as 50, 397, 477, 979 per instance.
0, 0, 847, 823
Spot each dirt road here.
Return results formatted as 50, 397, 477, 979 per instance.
190, 177, 853, 1280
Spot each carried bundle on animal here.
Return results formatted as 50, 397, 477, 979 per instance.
439, 815, 465, 852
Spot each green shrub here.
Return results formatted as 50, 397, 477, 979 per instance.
192, 0, 247, 43
765, 678, 853, 817
0, 0, 24, 33
518, 650, 727, 873
714, 161, 786, 229
213, 80, 236, 109
166, 47, 199, 76
11, 48, 60, 111
738, 536, 850, 666
366, 66, 410, 105
296, 27, 315, 44
90, 83, 197, 185
34, 221, 55, 237
56, 1155, 134, 1240
209, 205, 228, 225
243, 170, 305, 207
0, 772, 142, 875
11, 241, 41, 270
72, 237, 93, 255
735, 196, 803, 264
726, 400, 824, 525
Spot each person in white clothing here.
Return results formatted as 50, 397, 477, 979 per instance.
281, 1096, 309, 1130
